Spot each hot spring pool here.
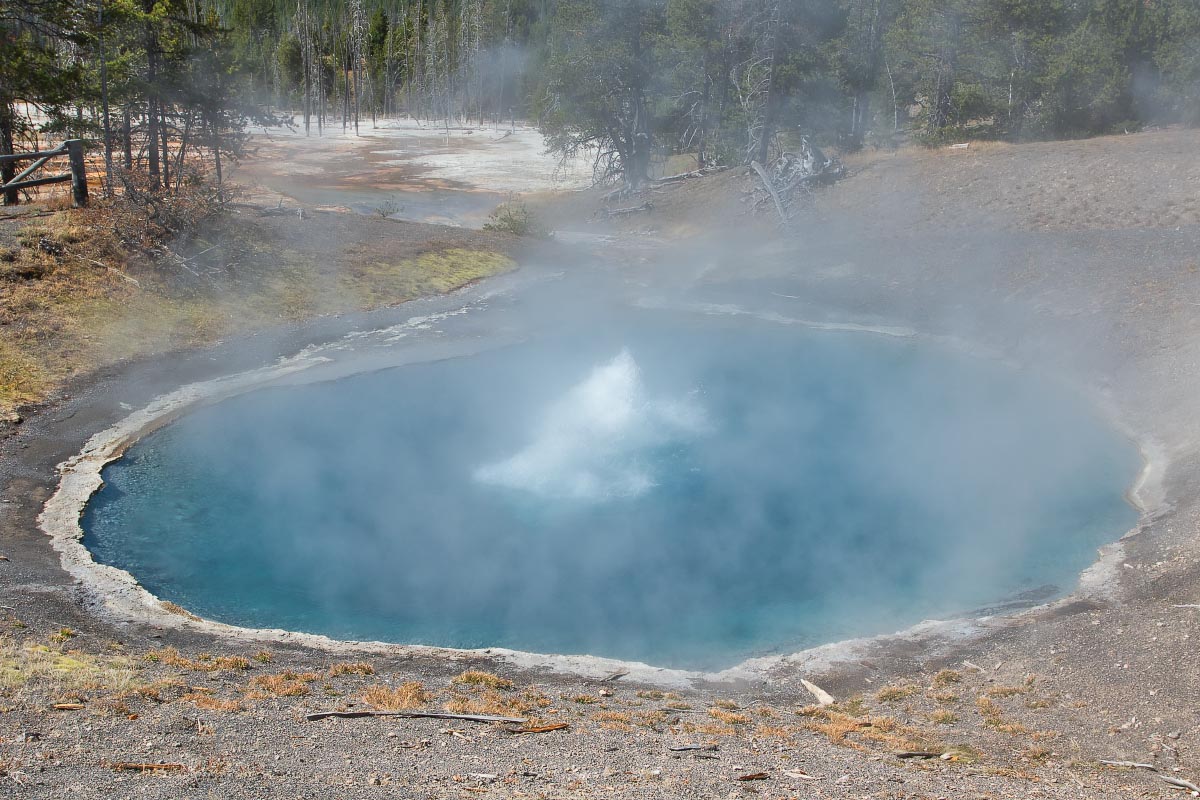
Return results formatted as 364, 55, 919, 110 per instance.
82, 312, 1139, 670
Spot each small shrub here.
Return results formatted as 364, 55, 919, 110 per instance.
375, 195, 403, 218
482, 200, 548, 238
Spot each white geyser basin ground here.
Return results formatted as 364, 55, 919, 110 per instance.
239, 118, 592, 225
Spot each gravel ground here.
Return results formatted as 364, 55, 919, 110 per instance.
2, 127, 1200, 798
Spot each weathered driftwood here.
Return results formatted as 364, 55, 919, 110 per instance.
1100, 760, 1157, 771
782, 769, 821, 780
893, 750, 942, 759
508, 722, 570, 734
306, 710, 526, 724
1162, 775, 1200, 793
110, 762, 188, 772
800, 678, 835, 706
668, 743, 719, 752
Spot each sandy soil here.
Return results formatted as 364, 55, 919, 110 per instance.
3, 126, 1200, 797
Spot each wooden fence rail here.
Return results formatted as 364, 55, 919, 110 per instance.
0, 140, 88, 207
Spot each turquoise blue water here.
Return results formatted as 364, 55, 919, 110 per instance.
83, 314, 1139, 669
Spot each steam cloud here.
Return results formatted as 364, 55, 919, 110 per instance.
473, 348, 708, 501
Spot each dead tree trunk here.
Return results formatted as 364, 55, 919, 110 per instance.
0, 98, 18, 205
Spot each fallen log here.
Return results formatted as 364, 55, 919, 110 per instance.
668, 743, 718, 752
603, 201, 653, 217
750, 160, 788, 223
110, 763, 188, 772
306, 710, 526, 724
655, 166, 728, 184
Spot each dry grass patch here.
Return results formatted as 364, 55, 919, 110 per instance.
708, 708, 750, 725
342, 249, 515, 310
986, 685, 1029, 698
799, 705, 939, 753
362, 681, 428, 710
930, 709, 958, 725
451, 670, 513, 691
932, 669, 962, 687
976, 695, 1028, 735
876, 683, 920, 702
571, 694, 600, 705
593, 711, 633, 731
634, 710, 669, 729
679, 721, 740, 738
159, 601, 201, 621
0, 638, 144, 697
130, 677, 188, 703
328, 662, 375, 677
212, 656, 251, 671
0, 202, 517, 416
184, 692, 242, 712
252, 670, 319, 697
754, 724, 793, 740
444, 689, 530, 718
144, 647, 211, 671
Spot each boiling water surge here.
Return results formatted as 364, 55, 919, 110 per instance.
474, 349, 708, 501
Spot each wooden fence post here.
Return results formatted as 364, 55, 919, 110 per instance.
66, 139, 88, 207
